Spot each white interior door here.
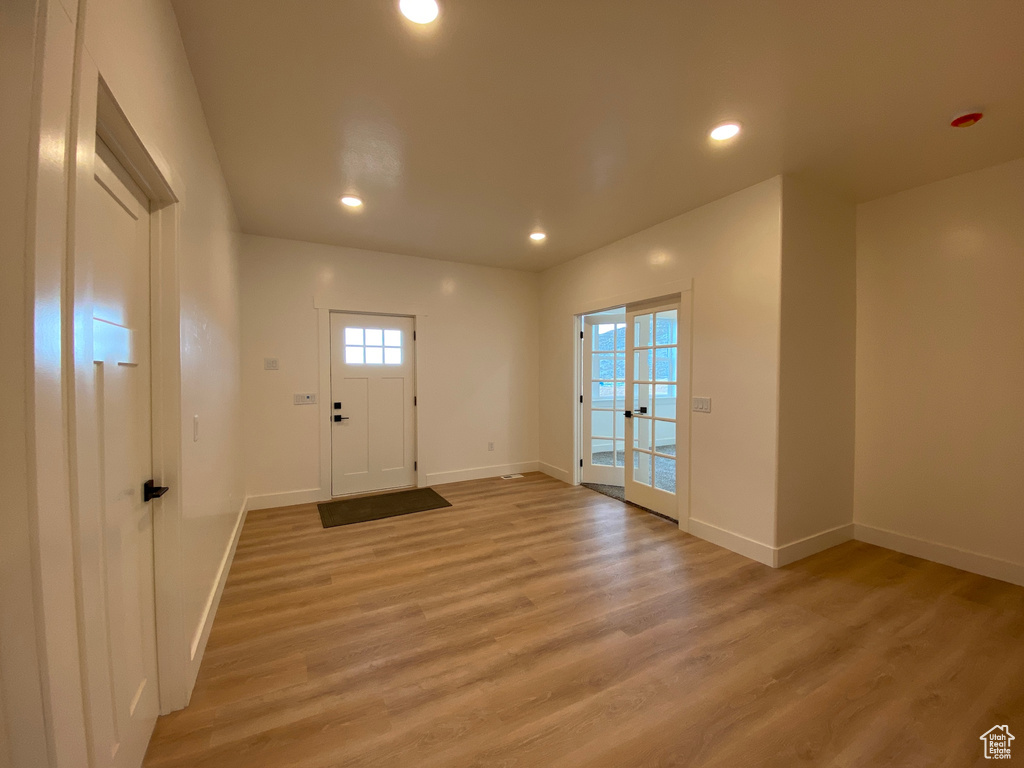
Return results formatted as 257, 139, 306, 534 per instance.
330, 313, 416, 495
87, 137, 160, 767
625, 302, 684, 519
581, 314, 627, 485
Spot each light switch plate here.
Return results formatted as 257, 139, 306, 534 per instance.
692, 396, 712, 413
293, 393, 317, 405
264, 357, 279, 370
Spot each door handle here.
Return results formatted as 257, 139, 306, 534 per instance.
624, 410, 632, 418
333, 415, 349, 422
624, 406, 647, 419
143, 480, 169, 502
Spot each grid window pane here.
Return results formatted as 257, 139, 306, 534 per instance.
345, 327, 363, 345
634, 349, 654, 381
654, 384, 676, 421
614, 382, 626, 410
615, 323, 626, 351
365, 328, 383, 346
590, 409, 614, 440
614, 440, 625, 468
615, 353, 625, 380
634, 451, 652, 485
384, 347, 402, 365
345, 346, 364, 364
365, 346, 383, 365
655, 311, 678, 346
592, 440, 614, 466
634, 315, 653, 348
384, 329, 402, 347
592, 381, 615, 401
634, 384, 653, 413
654, 455, 676, 493
592, 353, 614, 380
594, 324, 616, 351
633, 416, 652, 451
655, 347, 677, 382
654, 420, 676, 455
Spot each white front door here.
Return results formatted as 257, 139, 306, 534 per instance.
87, 137, 160, 767
625, 302, 684, 519
330, 313, 416, 495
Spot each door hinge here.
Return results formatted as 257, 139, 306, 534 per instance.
579, 459, 583, 468
413, 330, 416, 341
579, 394, 583, 404
414, 396, 417, 406
580, 330, 584, 339
414, 461, 417, 471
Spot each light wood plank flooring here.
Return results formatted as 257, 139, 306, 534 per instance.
144, 472, 1024, 767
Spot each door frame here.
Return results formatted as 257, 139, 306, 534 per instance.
316, 308, 424, 497
572, 284, 693, 529
68, 67, 194, 724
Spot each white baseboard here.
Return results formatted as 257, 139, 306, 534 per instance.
539, 462, 571, 484
854, 523, 1024, 587
246, 487, 325, 511
687, 517, 775, 566
775, 523, 854, 567
185, 497, 248, 698
424, 461, 539, 486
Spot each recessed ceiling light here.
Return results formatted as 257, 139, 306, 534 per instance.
529, 231, 547, 242
950, 111, 983, 128
399, 0, 439, 24
709, 122, 741, 141
340, 196, 363, 208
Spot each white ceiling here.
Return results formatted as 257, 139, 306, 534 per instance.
170, 0, 1024, 271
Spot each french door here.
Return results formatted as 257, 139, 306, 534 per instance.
625, 303, 682, 518
581, 314, 628, 485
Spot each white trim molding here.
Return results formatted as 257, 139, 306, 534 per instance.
247, 488, 327, 511
687, 518, 775, 567
775, 524, 854, 567
539, 462, 572, 484
854, 524, 1024, 587
425, 461, 540, 486
185, 498, 248, 696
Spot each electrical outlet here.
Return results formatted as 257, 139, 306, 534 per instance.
692, 397, 712, 413
264, 357, 279, 370
293, 393, 317, 405
488, 442, 495, 451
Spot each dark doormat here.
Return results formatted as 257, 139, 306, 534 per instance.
581, 482, 625, 502
317, 487, 452, 529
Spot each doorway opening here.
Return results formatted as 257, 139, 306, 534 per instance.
577, 295, 690, 524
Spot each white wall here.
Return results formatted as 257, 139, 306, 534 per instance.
855, 157, 1024, 586
540, 178, 783, 558
776, 177, 857, 557
241, 234, 540, 504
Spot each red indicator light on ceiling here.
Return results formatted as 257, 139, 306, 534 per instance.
950, 112, 983, 128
